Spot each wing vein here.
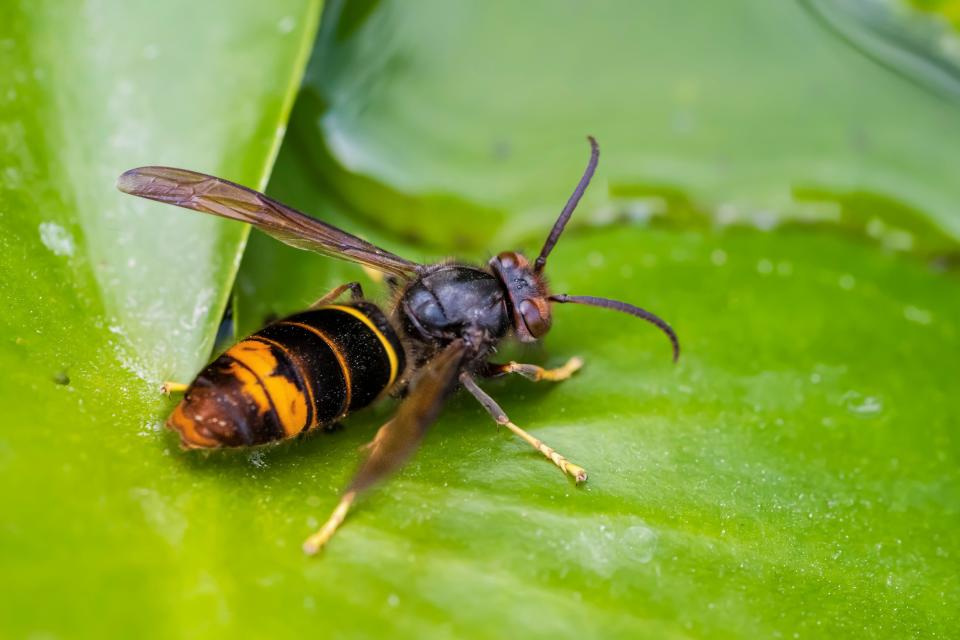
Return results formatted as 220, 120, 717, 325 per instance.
117, 166, 422, 278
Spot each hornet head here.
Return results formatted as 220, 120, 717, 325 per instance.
489, 136, 680, 361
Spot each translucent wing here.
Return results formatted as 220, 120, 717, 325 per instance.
302, 340, 468, 553
117, 166, 422, 278
349, 339, 467, 493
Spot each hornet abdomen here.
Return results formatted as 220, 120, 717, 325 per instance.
169, 303, 406, 448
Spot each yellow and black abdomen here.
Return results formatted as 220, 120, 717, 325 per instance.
169, 302, 405, 448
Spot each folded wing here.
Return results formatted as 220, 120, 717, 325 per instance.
118, 166, 422, 278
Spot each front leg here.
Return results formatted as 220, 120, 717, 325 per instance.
460, 373, 587, 483
310, 281, 364, 308
483, 356, 583, 382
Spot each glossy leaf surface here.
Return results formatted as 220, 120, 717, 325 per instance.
3, 1, 959, 638
0, 1, 320, 637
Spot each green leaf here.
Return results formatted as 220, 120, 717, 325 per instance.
234, 1, 960, 638
289, 0, 960, 249
0, 0, 320, 637
4, 1, 960, 639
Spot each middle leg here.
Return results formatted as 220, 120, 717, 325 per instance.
460, 373, 587, 483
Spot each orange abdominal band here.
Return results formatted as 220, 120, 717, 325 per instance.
225, 340, 308, 437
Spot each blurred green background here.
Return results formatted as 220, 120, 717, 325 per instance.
1, 0, 958, 637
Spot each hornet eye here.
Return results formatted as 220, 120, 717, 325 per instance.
519, 299, 551, 338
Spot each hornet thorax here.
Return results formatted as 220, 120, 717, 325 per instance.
399, 265, 510, 356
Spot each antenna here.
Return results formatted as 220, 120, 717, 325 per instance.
549, 294, 680, 362
533, 136, 600, 274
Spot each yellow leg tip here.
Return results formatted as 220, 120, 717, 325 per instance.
302, 528, 335, 556
302, 538, 323, 556
303, 492, 356, 556
538, 356, 585, 381
569, 465, 588, 484
161, 381, 188, 396
503, 421, 587, 484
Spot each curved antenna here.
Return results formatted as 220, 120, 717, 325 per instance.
533, 136, 600, 274
549, 294, 680, 362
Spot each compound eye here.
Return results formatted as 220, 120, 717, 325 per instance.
519, 299, 551, 338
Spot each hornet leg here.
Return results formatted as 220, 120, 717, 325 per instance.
483, 356, 583, 382
303, 490, 357, 555
310, 281, 364, 307
161, 381, 189, 395
303, 340, 468, 555
460, 373, 587, 483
